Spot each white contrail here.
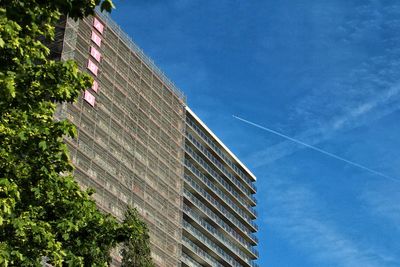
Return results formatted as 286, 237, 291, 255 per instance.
233, 115, 400, 183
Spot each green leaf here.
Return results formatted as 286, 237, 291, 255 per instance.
62, 233, 69, 240
39, 140, 47, 150
100, 0, 115, 12
0, 1, 152, 266
4, 76, 16, 98
18, 132, 27, 141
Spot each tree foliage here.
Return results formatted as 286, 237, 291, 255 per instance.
0, 0, 153, 266
120, 208, 154, 267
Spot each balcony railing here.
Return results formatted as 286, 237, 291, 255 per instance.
184, 188, 258, 246
185, 176, 257, 239
187, 118, 256, 193
182, 236, 223, 267
186, 155, 254, 217
185, 146, 258, 231
185, 161, 253, 220
184, 220, 243, 267
186, 135, 257, 218
181, 252, 203, 267
184, 204, 258, 262
185, 160, 259, 245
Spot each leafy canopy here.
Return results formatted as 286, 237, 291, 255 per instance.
121, 208, 154, 267
0, 0, 153, 266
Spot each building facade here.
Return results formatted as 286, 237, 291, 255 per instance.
182, 108, 258, 267
54, 11, 258, 267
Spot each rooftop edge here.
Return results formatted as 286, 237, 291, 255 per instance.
185, 106, 257, 182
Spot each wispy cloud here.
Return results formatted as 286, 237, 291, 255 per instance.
251, 4, 400, 266
246, 0, 400, 169
264, 177, 398, 267
361, 183, 400, 232
247, 83, 400, 168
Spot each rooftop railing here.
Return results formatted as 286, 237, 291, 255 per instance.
95, 9, 186, 102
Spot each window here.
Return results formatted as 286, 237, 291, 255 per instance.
90, 46, 101, 62
83, 90, 96, 106
91, 31, 102, 47
93, 17, 104, 34
87, 59, 98, 76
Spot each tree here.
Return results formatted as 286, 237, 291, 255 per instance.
120, 208, 154, 267
0, 0, 153, 266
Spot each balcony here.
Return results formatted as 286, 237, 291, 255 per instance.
186, 118, 257, 193
185, 146, 258, 231
182, 236, 223, 267
185, 159, 253, 220
184, 188, 258, 246
186, 133, 258, 217
183, 220, 243, 267
183, 203, 258, 261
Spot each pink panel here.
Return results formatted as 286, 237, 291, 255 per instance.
93, 17, 104, 34
91, 31, 102, 47
87, 59, 98, 76
90, 46, 101, 62
92, 80, 99, 93
83, 90, 95, 106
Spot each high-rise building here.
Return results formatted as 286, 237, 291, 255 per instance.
54, 13, 186, 267
53, 11, 258, 267
182, 107, 258, 267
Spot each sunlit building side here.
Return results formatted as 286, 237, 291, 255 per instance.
182, 107, 258, 267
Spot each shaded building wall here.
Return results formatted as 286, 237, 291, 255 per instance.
55, 14, 186, 267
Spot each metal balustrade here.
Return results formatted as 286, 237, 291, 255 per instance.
186, 130, 255, 200
186, 154, 252, 214
184, 188, 258, 248
183, 204, 257, 264
185, 145, 258, 231
185, 159, 255, 226
186, 118, 257, 194
184, 220, 259, 267
184, 197, 257, 256
183, 220, 243, 267
187, 131, 256, 198
185, 175, 256, 239
182, 236, 223, 267
181, 252, 203, 267
184, 160, 259, 249
186, 133, 257, 217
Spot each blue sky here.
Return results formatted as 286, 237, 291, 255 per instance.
112, 1, 400, 266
